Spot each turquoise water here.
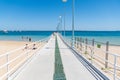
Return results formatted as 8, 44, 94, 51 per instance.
61, 31, 120, 45
0, 31, 120, 45
0, 35, 49, 41
0, 31, 53, 41
65, 36, 120, 45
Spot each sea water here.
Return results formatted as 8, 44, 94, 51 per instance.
0, 31, 120, 45
61, 31, 120, 45
0, 31, 53, 41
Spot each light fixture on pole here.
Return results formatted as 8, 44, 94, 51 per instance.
56, 23, 59, 33
62, 0, 75, 48
72, 0, 75, 48
59, 16, 62, 35
62, 0, 67, 37
62, 0, 67, 2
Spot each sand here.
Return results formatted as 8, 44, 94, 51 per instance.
0, 41, 31, 54
0, 39, 119, 80
75, 42, 120, 80
0, 41, 46, 80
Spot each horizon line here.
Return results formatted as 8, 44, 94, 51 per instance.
0, 30, 120, 32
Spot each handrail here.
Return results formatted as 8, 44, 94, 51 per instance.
0, 51, 30, 80
63, 34, 120, 80
0, 36, 50, 58
63, 35, 120, 59
0, 35, 51, 80
59, 34, 110, 80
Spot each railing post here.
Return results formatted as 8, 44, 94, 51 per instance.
78, 37, 79, 48
86, 38, 88, 50
76, 37, 78, 48
80, 38, 82, 52
77, 37, 80, 48
85, 38, 88, 54
75, 37, 77, 48
91, 39, 94, 64
105, 41, 109, 68
83, 38, 85, 53
74, 37, 76, 47
113, 56, 117, 80
7, 53, 9, 80
71, 38, 72, 47
75, 37, 77, 47
78, 37, 80, 48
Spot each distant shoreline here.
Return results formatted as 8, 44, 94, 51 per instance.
0, 31, 120, 45
0, 30, 120, 32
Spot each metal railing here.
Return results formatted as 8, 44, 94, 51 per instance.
61, 35, 120, 80
0, 36, 51, 80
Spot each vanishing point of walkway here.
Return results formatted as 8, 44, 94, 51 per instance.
13, 34, 104, 80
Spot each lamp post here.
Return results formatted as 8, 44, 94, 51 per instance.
72, 0, 75, 48
62, 0, 67, 37
62, 0, 67, 2
62, 0, 75, 48
56, 23, 59, 33
59, 16, 62, 34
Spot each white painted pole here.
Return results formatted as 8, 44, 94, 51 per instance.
7, 54, 9, 80
62, 0, 67, 37
72, 0, 75, 48
113, 56, 117, 80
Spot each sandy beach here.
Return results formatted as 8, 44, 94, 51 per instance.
76, 43, 120, 79
0, 41, 31, 54
0, 40, 46, 80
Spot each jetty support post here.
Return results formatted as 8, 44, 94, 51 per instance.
113, 55, 117, 80
77, 37, 79, 48
80, 38, 82, 52
85, 38, 88, 54
76, 37, 77, 48
91, 39, 94, 63
105, 41, 109, 68
7, 53, 9, 80
75, 37, 76, 47
78, 37, 80, 49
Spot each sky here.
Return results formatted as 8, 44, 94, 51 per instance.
0, 0, 120, 31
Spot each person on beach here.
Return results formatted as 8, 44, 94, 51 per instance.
29, 38, 31, 42
32, 44, 37, 50
25, 44, 28, 49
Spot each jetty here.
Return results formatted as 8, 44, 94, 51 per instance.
0, 33, 111, 80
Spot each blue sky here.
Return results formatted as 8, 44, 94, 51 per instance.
0, 0, 120, 31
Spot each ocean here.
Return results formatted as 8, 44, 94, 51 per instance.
0, 31, 53, 41
61, 31, 120, 45
0, 31, 120, 45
